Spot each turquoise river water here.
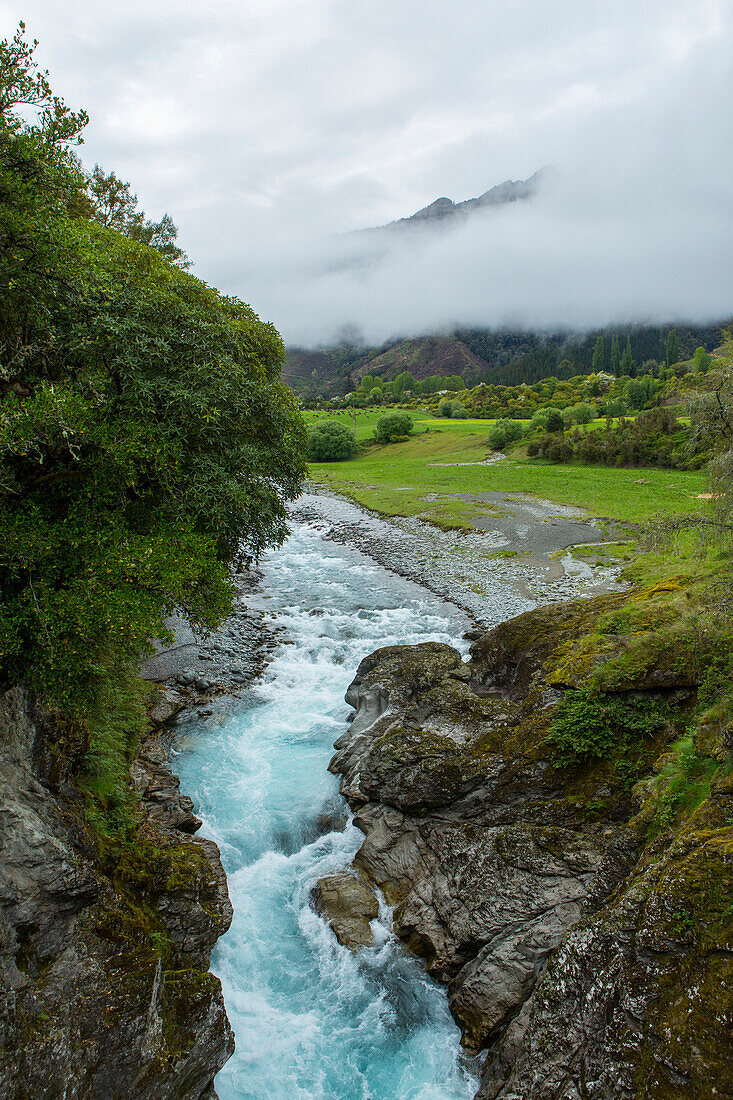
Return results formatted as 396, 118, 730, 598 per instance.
174, 519, 479, 1100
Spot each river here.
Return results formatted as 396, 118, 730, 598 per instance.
174, 519, 479, 1100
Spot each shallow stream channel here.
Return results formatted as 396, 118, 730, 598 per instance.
174, 519, 480, 1100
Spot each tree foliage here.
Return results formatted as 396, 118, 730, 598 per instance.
307, 420, 356, 461
373, 412, 414, 442
0, 26, 306, 708
88, 164, 189, 267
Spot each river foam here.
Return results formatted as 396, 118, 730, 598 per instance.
174, 521, 478, 1100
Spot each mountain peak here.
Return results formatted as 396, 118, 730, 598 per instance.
383, 168, 550, 230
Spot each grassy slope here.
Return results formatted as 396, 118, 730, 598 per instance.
305, 412, 708, 527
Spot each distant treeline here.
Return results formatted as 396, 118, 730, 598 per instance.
452, 325, 722, 385
291, 323, 725, 402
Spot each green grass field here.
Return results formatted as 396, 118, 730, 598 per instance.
305, 410, 709, 529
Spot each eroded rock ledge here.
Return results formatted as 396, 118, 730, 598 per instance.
0, 686, 233, 1099
318, 595, 733, 1099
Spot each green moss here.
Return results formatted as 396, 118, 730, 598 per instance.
160, 969, 223, 1057
80, 666, 151, 836
651, 735, 729, 834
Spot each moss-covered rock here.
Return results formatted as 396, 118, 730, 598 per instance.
326, 580, 733, 1098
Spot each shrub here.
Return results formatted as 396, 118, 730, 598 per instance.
544, 408, 565, 433
374, 412, 414, 442
572, 402, 594, 424
531, 406, 564, 432
438, 399, 456, 418
307, 421, 357, 461
545, 689, 666, 767
488, 419, 523, 450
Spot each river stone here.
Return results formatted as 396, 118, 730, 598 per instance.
311, 872, 380, 949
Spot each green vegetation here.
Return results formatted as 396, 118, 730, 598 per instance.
307, 420, 356, 461
545, 689, 667, 767
526, 407, 707, 470
287, 324, 724, 404
0, 27, 305, 827
487, 419, 523, 449
653, 734, 723, 831
373, 411, 414, 443
307, 413, 708, 527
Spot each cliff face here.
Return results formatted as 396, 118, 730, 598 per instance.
0, 686, 233, 1099
322, 592, 733, 1099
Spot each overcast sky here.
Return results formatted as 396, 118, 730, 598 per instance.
4, 1, 731, 344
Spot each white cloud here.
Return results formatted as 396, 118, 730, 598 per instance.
3, 0, 731, 342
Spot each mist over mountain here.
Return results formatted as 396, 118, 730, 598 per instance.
369, 168, 550, 232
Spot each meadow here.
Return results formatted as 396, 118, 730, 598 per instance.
304, 409, 709, 529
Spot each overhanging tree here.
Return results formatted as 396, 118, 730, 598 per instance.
0, 25, 306, 712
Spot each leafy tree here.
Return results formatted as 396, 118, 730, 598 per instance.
88, 165, 189, 267
393, 370, 417, 394
604, 398, 628, 417
374, 412, 413, 442
666, 329, 679, 367
689, 337, 733, 529
488, 419, 523, 449
693, 346, 711, 373
88, 164, 137, 229
592, 335, 605, 374
438, 399, 456, 417
532, 406, 564, 432
307, 421, 356, 461
0, 25, 306, 715
571, 402, 594, 424
620, 336, 635, 376
625, 376, 656, 410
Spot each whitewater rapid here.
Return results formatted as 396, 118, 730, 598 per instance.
174, 520, 479, 1100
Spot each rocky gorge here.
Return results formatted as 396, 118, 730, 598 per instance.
1, 495, 731, 1099
316, 583, 733, 1098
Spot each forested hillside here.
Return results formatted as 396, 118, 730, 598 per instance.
286, 323, 725, 401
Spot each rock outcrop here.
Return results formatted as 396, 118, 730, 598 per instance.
319, 593, 733, 1098
0, 686, 233, 1099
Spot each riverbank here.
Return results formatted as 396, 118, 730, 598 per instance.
292, 488, 627, 627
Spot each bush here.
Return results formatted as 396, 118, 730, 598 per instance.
307, 421, 357, 461
438, 399, 456, 418
571, 402, 594, 424
488, 419, 523, 450
531, 406, 564, 432
545, 689, 666, 767
544, 408, 565, 433
374, 412, 414, 442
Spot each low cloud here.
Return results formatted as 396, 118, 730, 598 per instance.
5, 0, 731, 344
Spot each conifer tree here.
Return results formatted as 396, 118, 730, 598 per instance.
592, 335, 605, 374
666, 329, 679, 367
610, 335, 620, 375
621, 336, 635, 376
